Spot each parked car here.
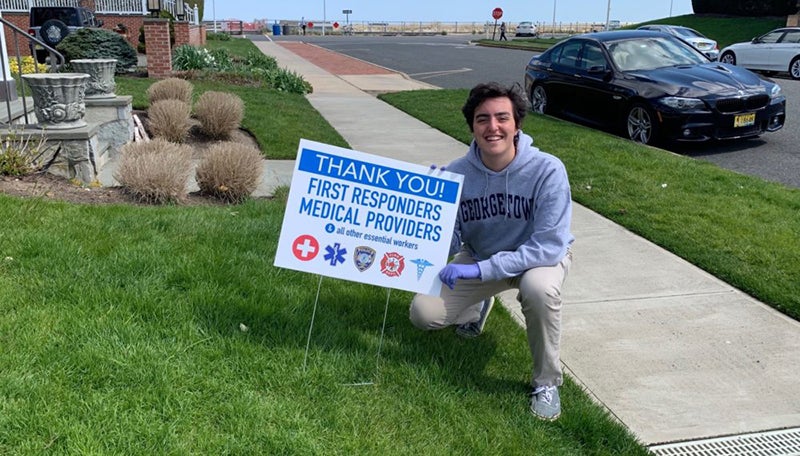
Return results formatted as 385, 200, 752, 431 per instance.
515, 21, 537, 37
523, 30, 786, 145
28, 6, 103, 63
636, 24, 719, 60
719, 27, 800, 80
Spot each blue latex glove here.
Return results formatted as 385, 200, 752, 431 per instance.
439, 263, 481, 290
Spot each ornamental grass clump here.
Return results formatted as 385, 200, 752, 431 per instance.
147, 99, 192, 143
114, 138, 193, 204
195, 141, 264, 203
193, 91, 244, 140
146, 77, 193, 104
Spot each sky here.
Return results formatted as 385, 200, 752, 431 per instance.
203, 0, 695, 25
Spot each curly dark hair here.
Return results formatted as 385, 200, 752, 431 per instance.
461, 82, 530, 132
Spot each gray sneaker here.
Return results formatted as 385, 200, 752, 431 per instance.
455, 297, 495, 338
530, 385, 561, 421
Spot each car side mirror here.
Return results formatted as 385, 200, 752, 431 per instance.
588, 65, 610, 77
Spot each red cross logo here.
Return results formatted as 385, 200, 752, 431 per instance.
292, 235, 319, 261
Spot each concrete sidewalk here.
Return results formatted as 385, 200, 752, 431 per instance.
253, 40, 800, 448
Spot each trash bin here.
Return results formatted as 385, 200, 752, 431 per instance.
272, 23, 281, 36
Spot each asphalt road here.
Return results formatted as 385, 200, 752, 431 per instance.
268, 34, 800, 188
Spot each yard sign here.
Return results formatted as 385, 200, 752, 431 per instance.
274, 139, 464, 296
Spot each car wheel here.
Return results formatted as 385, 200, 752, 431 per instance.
626, 103, 657, 145
790, 56, 800, 80
531, 84, 549, 114
719, 52, 736, 65
40, 19, 69, 47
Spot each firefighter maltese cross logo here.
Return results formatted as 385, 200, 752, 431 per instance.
380, 252, 405, 277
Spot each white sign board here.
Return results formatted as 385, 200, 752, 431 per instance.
274, 139, 464, 296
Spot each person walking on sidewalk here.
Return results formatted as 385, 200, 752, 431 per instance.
409, 82, 574, 421
499, 22, 508, 41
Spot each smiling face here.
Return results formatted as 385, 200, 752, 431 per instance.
472, 96, 518, 171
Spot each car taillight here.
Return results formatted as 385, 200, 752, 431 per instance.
27, 28, 35, 36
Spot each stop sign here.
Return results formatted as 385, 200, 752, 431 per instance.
307, 22, 314, 28
333, 21, 339, 28
492, 7, 503, 20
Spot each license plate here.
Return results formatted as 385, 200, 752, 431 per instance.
734, 112, 756, 128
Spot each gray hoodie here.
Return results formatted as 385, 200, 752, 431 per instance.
446, 132, 574, 281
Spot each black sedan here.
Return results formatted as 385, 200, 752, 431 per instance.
523, 30, 786, 145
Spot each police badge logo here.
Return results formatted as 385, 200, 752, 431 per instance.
353, 246, 376, 272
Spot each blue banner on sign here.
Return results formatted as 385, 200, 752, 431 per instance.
298, 148, 459, 203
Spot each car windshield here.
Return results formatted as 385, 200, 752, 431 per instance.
607, 36, 706, 71
672, 27, 704, 39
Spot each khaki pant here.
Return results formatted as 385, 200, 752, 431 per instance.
409, 249, 572, 388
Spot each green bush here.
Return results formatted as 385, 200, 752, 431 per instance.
172, 45, 215, 70
264, 68, 312, 94
243, 51, 277, 71
56, 28, 138, 73
207, 32, 231, 41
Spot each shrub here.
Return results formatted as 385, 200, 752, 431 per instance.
243, 51, 277, 71
0, 130, 47, 176
195, 141, 264, 203
172, 45, 233, 71
114, 138, 192, 204
207, 32, 231, 41
147, 99, 192, 143
56, 28, 138, 73
264, 69, 313, 94
147, 77, 193, 104
172, 45, 216, 71
193, 91, 244, 139
9, 56, 47, 76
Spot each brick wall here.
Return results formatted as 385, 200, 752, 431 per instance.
143, 18, 171, 78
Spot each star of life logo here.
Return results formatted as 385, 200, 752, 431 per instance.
291, 235, 319, 261
324, 242, 347, 266
380, 252, 405, 277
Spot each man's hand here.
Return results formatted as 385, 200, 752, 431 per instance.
439, 263, 481, 290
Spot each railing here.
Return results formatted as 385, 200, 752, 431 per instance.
94, 0, 143, 14
1, 0, 198, 21
0, 14, 63, 126
267, 20, 633, 36
0, 0, 78, 12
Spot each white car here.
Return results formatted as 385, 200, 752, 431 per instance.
719, 27, 800, 80
515, 21, 537, 37
637, 25, 719, 60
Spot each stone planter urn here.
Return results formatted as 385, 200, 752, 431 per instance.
21, 73, 90, 129
69, 59, 118, 99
